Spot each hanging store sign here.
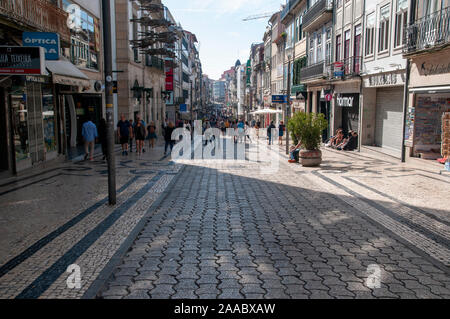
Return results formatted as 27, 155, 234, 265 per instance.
0, 46, 45, 75
22, 32, 60, 60
272, 95, 287, 104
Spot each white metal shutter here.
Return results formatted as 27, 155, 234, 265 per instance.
375, 87, 404, 152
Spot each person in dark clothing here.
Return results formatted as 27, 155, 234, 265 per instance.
134, 120, 146, 156
98, 118, 107, 161
338, 131, 358, 151
267, 121, 276, 145
164, 121, 175, 155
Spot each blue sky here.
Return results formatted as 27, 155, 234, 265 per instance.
163, 0, 284, 80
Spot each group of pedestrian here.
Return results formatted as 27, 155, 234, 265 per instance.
117, 114, 155, 157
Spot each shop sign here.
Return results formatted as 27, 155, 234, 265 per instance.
23, 32, 60, 60
421, 62, 450, 76
336, 94, 359, 108
368, 73, 399, 87
0, 46, 45, 75
272, 95, 287, 104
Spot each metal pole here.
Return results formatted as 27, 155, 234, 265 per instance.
286, 58, 291, 155
190, 80, 193, 120
102, 0, 116, 205
401, 58, 411, 163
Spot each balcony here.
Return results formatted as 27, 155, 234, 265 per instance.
281, 0, 302, 23
0, 0, 70, 43
329, 56, 363, 80
302, 0, 333, 33
299, 61, 329, 82
404, 6, 450, 56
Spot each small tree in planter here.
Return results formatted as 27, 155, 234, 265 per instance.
287, 111, 328, 167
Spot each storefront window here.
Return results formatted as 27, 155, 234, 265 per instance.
10, 85, 30, 163
42, 85, 56, 153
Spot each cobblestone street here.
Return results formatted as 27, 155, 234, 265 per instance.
0, 137, 449, 299
96, 138, 450, 299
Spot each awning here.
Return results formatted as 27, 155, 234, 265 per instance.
409, 86, 450, 94
46, 58, 90, 87
250, 109, 283, 115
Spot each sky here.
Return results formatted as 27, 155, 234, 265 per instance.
163, 0, 284, 80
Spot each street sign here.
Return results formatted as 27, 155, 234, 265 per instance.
334, 61, 344, 77
325, 93, 333, 102
23, 32, 60, 60
0, 46, 45, 75
272, 95, 287, 104
180, 104, 187, 112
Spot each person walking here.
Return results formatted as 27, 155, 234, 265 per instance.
136, 115, 147, 153
134, 119, 146, 156
82, 117, 98, 161
278, 121, 285, 145
237, 119, 245, 144
147, 121, 157, 149
164, 122, 175, 156
117, 114, 132, 156
128, 119, 134, 153
98, 118, 107, 161
256, 120, 261, 138
267, 121, 275, 145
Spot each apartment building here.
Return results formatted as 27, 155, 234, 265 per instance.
300, 0, 334, 139
331, 0, 364, 138
360, 0, 409, 158
0, 0, 106, 174
115, 0, 167, 134
404, 0, 450, 160
281, 0, 308, 112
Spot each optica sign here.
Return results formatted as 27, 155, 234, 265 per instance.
23, 32, 60, 60
0, 46, 45, 75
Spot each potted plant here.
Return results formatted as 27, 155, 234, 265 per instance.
287, 111, 328, 167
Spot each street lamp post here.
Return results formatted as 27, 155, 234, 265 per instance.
102, 0, 116, 205
285, 56, 291, 155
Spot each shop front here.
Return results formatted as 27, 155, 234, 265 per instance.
406, 48, 450, 160
332, 81, 361, 138
361, 70, 406, 158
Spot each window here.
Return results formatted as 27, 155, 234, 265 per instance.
295, 18, 299, 43
63, 0, 99, 70
378, 5, 390, 53
317, 33, 323, 62
354, 25, 362, 73
336, 0, 343, 8
326, 28, 332, 64
336, 34, 342, 61
309, 36, 315, 65
344, 30, 351, 73
365, 13, 375, 56
394, 0, 408, 48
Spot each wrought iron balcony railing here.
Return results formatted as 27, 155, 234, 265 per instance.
281, 0, 300, 22
303, 0, 333, 32
405, 6, 450, 54
0, 0, 70, 43
329, 56, 363, 79
299, 61, 328, 81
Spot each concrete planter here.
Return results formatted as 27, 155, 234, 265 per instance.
299, 149, 322, 167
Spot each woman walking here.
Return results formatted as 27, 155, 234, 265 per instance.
164, 122, 175, 156
147, 121, 157, 149
134, 120, 146, 156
